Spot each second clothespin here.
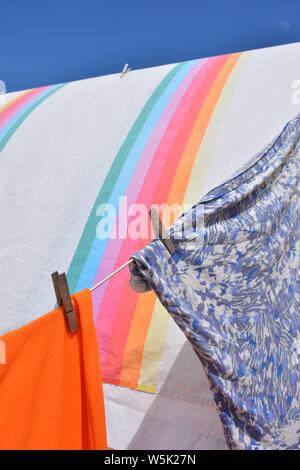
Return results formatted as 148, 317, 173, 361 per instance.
120, 63, 131, 78
51, 271, 77, 333
149, 208, 175, 255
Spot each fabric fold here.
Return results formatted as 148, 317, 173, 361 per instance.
129, 113, 300, 449
0, 289, 107, 450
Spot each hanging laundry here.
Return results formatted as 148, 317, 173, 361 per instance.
0, 289, 107, 450
130, 114, 300, 450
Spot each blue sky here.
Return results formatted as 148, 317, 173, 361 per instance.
1, 0, 300, 92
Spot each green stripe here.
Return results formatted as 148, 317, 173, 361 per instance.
67, 63, 186, 292
0, 84, 66, 152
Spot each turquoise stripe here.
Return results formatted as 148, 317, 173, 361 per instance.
0, 84, 66, 151
75, 60, 199, 291
67, 62, 187, 292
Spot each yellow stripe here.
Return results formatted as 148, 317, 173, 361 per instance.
138, 301, 170, 388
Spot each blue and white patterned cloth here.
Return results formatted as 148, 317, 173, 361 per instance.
130, 114, 300, 450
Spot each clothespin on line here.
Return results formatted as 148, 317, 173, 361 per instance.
148, 208, 175, 255
52, 209, 176, 324
120, 63, 131, 78
52, 271, 77, 333
90, 209, 175, 292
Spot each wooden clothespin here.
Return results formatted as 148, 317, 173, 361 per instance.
51, 271, 77, 333
149, 208, 175, 255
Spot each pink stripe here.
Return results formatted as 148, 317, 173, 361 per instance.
0, 87, 49, 131
91, 60, 206, 316
101, 56, 229, 378
95, 57, 219, 360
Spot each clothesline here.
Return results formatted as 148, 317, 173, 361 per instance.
90, 259, 133, 292
89, 208, 175, 292
52, 209, 175, 333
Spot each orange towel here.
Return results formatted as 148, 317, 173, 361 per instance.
0, 289, 107, 450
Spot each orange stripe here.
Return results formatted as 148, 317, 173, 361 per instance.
168, 53, 241, 205
120, 53, 241, 388
103, 56, 227, 384
118, 292, 157, 388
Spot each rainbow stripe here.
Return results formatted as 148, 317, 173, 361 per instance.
67, 53, 241, 391
0, 84, 65, 152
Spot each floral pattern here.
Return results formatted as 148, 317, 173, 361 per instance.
130, 114, 300, 449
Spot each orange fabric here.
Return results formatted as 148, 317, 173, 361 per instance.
0, 289, 107, 450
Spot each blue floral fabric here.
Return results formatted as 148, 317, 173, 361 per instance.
130, 114, 300, 450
